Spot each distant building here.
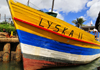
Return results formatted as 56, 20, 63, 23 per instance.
81, 26, 100, 41
81, 26, 95, 31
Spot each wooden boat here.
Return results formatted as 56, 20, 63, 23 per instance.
8, 0, 100, 70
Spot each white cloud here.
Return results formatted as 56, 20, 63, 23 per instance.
57, 12, 64, 20
0, 0, 8, 6
87, 0, 100, 19
87, 0, 98, 7
16, 0, 89, 13
0, 5, 11, 18
48, 10, 64, 20
16, 0, 52, 10
0, 0, 11, 22
0, 0, 90, 21
54, 0, 89, 13
53, 11, 64, 20
79, 16, 86, 20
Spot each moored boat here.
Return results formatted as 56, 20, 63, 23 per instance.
8, 0, 100, 70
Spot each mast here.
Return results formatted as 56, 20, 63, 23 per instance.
27, 0, 30, 6
51, 0, 55, 12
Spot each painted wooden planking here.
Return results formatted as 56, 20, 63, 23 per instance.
21, 43, 100, 63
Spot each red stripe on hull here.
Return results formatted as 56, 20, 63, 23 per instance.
23, 57, 80, 70
14, 17, 100, 46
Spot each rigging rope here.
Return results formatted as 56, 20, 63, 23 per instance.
29, 2, 40, 10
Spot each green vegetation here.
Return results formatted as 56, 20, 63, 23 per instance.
72, 18, 86, 28
0, 21, 16, 35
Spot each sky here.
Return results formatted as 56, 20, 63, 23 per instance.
0, 0, 100, 26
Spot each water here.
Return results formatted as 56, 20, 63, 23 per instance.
0, 61, 23, 70
45, 58, 100, 70
1, 58, 100, 70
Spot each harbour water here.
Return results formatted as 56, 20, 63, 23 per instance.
45, 58, 100, 70
0, 61, 23, 70
1, 58, 100, 70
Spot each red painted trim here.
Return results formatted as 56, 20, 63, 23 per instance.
14, 17, 100, 46
23, 57, 79, 70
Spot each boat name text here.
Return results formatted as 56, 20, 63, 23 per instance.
39, 18, 83, 39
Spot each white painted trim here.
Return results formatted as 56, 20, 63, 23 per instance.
20, 43, 100, 63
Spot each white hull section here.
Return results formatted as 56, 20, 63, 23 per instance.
20, 43, 100, 64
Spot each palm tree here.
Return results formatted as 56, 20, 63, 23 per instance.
72, 18, 86, 28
